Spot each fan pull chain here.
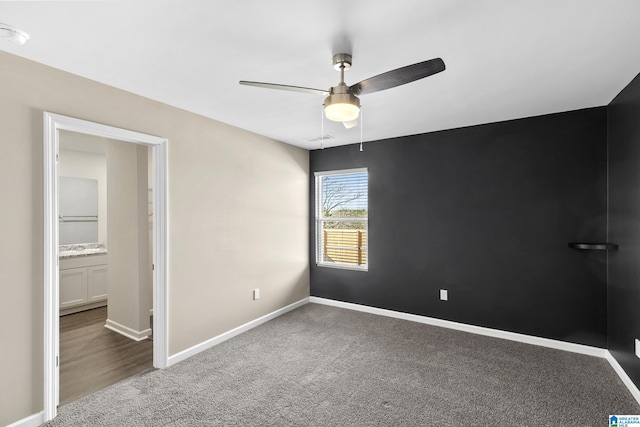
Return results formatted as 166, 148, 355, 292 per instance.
359, 107, 364, 152
321, 106, 325, 150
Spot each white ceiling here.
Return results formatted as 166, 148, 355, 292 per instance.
2, 1, 640, 150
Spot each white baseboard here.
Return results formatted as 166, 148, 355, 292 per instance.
606, 352, 640, 406
105, 318, 152, 341
6, 411, 45, 427
309, 297, 607, 358
168, 297, 309, 366
60, 300, 107, 316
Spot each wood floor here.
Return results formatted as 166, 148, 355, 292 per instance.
59, 306, 153, 406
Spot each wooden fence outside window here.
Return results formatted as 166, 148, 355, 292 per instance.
323, 229, 367, 266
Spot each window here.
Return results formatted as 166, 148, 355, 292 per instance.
315, 168, 368, 270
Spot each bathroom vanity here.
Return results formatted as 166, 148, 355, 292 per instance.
59, 243, 108, 315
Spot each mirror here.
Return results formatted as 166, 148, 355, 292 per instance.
58, 130, 107, 246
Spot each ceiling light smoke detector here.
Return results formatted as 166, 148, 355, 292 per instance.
0, 23, 30, 45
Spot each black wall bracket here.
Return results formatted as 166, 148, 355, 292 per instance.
568, 242, 619, 251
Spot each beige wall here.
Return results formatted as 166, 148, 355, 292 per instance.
136, 144, 153, 332
0, 51, 309, 426
106, 141, 152, 334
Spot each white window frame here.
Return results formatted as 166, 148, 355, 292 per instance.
315, 168, 368, 271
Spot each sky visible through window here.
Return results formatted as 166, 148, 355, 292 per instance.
321, 173, 368, 216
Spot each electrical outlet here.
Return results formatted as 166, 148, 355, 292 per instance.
635, 339, 640, 359
440, 289, 448, 301
253, 289, 260, 300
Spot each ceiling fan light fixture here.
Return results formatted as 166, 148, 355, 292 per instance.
324, 92, 360, 122
240, 53, 445, 129
0, 23, 30, 45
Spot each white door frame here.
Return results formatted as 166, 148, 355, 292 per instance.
43, 112, 169, 421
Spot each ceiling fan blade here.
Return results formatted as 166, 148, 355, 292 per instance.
349, 58, 445, 96
343, 119, 358, 129
239, 81, 329, 96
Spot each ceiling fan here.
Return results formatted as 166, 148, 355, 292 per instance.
240, 53, 445, 128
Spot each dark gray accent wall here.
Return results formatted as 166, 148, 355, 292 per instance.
310, 107, 608, 347
608, 72, 640, 388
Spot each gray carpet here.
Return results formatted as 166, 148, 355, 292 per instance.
43, 303, 639, 426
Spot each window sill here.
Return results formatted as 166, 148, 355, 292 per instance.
316, 262, 368, 272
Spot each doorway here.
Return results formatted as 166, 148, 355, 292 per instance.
57, 131, 154, 405
43, 112, 168, 422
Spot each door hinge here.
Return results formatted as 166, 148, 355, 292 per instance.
152, 264, 155, 271
56, 153, 59, 162
56, 356, 59, 367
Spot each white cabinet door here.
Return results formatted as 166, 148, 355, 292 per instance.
60, 267, 88, 309
87, 265, 108, 302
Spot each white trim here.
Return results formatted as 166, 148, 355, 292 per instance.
5, 412, 45, 427
316, 262, 368, 272
42, 113, 59, 421
314, 167, 368, 177
43, 112, 169, 422
60, 300, 107, 316
309, 297, 607, 358
318, 217, 367, 223
168, 298, 309, 366
315, 169, 369, 270
152, 137, 169, 369
105, 319, 152, 341
606, 352, 640, 406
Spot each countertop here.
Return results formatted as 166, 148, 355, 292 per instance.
59, 242, 107, 259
